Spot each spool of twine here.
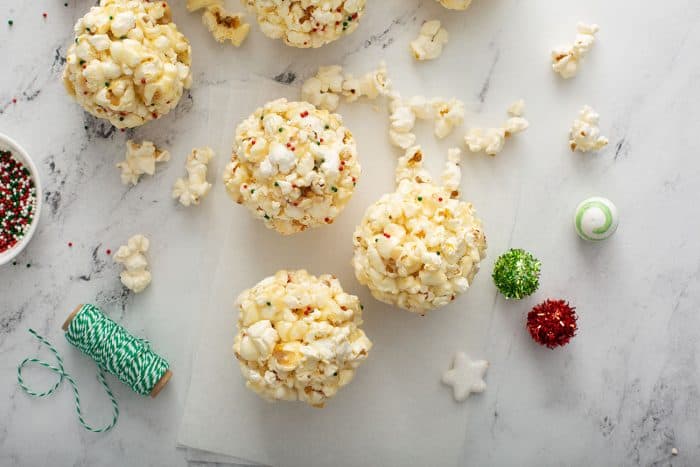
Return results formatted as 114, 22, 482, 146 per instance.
17, 304, 172, 432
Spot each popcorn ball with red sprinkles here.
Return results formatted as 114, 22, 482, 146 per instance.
0, 150, 37, 254
527, 299, 578, 349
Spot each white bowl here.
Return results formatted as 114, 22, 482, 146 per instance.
0, 133, 42, 266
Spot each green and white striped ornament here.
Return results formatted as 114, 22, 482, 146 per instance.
574, 196, 619, 241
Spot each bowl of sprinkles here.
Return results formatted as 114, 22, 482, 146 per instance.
0, 133, 41, 266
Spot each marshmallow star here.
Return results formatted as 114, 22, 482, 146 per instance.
442, 352, 489, 402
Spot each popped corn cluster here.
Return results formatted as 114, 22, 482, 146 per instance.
569, 105, 608, 152
301, 64, 391, 112
352, 147, 487, 314
187, 0, 250, 46
410, 20, 449, 61
62, 0, 192, 129
551, 23, 599, 79
223, 99, 360, 235
116, 140, 170, 185
233, 270, 372, 407
114, 234, 152, 293
390, 96, 465, 149
172, 147, 215, 206
243, 0, 366, 48
436, 0, 473, 10
464, 100, 529, 156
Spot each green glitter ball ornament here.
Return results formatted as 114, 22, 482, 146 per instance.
492, 248, 541, 299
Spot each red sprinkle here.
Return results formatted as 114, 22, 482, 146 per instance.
106, 249, 112, 255
42, 12, 48, 18
68, 242, 73, 247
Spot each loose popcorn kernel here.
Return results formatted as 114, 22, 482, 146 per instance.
62, 0, 192, 129
436, 0, 473, 10
352, 147, 487, 314
223, 98, 360, 235
243, 0, 366, 48
389, 95, 466, 149
569, 105, 608, 153
116, 140, 170, 186
202, 5, 250, 46
551, 23, 599, 79
186, 0, 222, 12
172, 147, 215, 206
464, 100, 529, 156
410, 20, 449, 61
114, 234, 152, 293
233, 270, 372, 407
301, 63, 391, 112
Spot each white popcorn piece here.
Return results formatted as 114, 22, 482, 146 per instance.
233, 270, 372, 407
202, 5, 250, 47
388, 95, 466, 148
410, 20, 449, 61
186, 0, 222, 12
551, 23, 600, 79
172, 147, 215, 206
301, 64, 391, 111
244, 0, 366, 48
569, 105, 608, 152
464, 100, 529, 156
113, 234, 152, 293
352, 147, 487, 314
436, 0, 473, 10
116, 140, 170, 186
223, 99, 360, 235
63, 0, 192, 129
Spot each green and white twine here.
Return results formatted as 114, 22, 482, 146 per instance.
17, 304, 170, 433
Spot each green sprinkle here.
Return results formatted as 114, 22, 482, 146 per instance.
264, 214, 270, 220
324, 125, 329, 129
8, 19, 14, 26
331, 186, 338, 192
266, 301, 271, 306
274, 182, 279, 187
278, 128, 283, 133
250, 189, 255, 194
109, 16, 113, 20
492, 248, 541, 300
360, 304, 364, 310
104, 82, 110, 87
436, 252, 441, 256
417, 196, 423, 201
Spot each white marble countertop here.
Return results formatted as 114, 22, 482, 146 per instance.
1, 0, 700, 466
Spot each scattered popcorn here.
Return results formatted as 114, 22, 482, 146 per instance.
233, 270, 372, 407
202, 4, 250, 47
436, 0, 473, 10
62, 0, 192, 129
352, 146, 487, 314
243, 0, 366, 48
186, 0, 221, 12
551, 23, 599, 79
388, 95, 466, 149
301, 63, 391, 112
464, 100, 529, 156
410, 20, 449, 61
507, 99, 525, 117
223, 98, 360, 235
172, 147, 215, 206
114, 234, 152, 293
116, 140, 170, 186
569, 105, 608, 152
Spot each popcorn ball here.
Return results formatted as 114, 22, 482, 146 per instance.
62, 0, 193, 129
233, 270, 372, 407
243, 0, 366, 48
352, 147, 487, 314
223, 98, 360, 235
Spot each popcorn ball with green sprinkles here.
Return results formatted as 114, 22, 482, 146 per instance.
492, 248, 541, 299
0, 150, 37, 254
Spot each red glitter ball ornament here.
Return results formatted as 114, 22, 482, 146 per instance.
527, 299, 578, 349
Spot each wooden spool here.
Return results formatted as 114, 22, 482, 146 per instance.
62, 304, 172, 398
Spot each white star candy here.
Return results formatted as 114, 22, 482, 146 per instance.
442, 352, 489, 402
